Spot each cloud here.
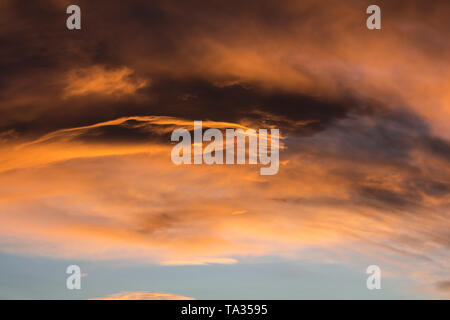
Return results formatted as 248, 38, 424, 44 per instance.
161, 258, 238, 266
0, 0, 449, 298
435, 281, 450, 293
92, 291, 194, 300
64, 66, 148, 97
2, 0, 449, 137
0, 114, 448, 289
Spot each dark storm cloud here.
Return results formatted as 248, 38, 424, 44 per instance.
141, 77, 359, 133
0, 0, 362, 139
279, 108, 450, 216
69, 121, 170, 145
0, 74, 362, 141
1, 0, 448, 142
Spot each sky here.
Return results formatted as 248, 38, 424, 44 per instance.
0, 0, 449, 299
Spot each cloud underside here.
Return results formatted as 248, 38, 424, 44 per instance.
92, 291, 194, 300
0, 0, 449, 297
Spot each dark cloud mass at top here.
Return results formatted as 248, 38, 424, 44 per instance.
0, 0, 366, 138
0, 0, 448, 138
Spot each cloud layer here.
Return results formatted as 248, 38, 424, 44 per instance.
0, 0, 449, 298
92, 291, 194, 300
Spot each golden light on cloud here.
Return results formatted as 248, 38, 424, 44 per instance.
92, 291, 195, 300
0, 116, 448, 299
64, 66, 148, 97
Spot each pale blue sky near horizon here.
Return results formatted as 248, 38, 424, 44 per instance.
0, 251, 429, 300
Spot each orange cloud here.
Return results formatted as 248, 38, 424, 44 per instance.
92, 291, 194, 300
64, 66, 148, 97
0, 115, 448, 297
0, 0, 449, 299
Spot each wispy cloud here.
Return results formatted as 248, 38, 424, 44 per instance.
64, 66, 148, 97
92, 291, 194, 300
